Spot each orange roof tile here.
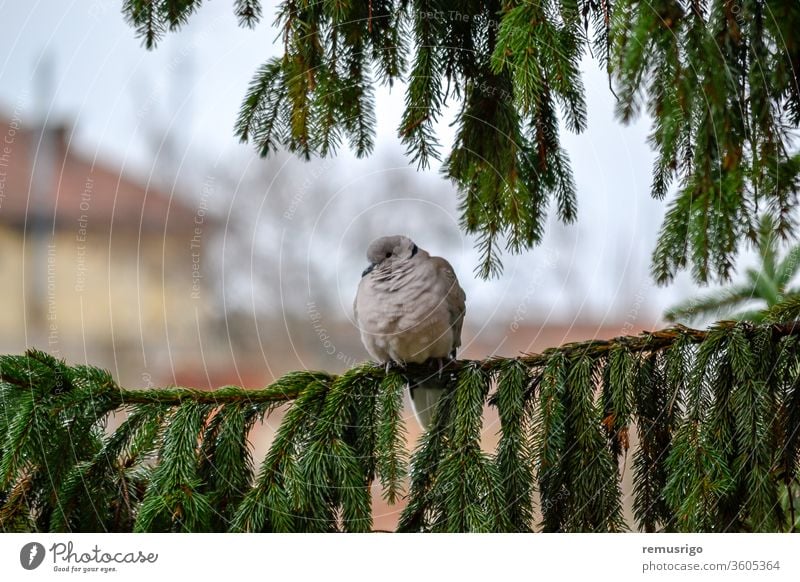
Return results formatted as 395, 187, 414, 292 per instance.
0, 116, 199, 233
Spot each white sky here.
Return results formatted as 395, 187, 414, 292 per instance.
0, 0, 739, 329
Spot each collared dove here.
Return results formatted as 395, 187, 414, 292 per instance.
354, 235, 466, 429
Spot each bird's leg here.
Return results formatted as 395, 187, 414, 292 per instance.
435, 357, 447, 381
384, 359, 406, 375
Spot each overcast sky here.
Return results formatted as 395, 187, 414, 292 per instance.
0, 0, 736, 331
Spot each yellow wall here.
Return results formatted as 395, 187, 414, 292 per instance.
0, 227, 25, 343
0, 224, 215, 383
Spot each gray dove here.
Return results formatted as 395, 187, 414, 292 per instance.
354, 235, 466, 429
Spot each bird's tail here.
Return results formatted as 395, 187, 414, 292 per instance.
408, 376, 450, 430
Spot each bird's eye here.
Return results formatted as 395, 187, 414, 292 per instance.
385, 252, 392, 258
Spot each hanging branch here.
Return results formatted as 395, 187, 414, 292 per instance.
121, 1, 800, 283
3, 322, 800, 532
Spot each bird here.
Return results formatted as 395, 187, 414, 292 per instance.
354, 235, 466, 429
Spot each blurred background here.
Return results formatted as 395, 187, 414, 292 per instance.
0, 0, 695, 386
0, 1, 740, 527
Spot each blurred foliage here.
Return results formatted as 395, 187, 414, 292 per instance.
122, 0, 800, 282
666, 215, 800, 324
4, 321, 800, 532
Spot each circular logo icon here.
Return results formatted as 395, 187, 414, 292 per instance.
20, 542, 46, 570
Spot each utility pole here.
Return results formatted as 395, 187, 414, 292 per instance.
26, 52, 59, 353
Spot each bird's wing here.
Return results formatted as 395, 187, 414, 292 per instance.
354, 276, 371, 328
430, 256, 466, 357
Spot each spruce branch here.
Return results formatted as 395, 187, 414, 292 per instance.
6, 321, 800, 532
375, 370, 408, 505
120, 1, 800, 283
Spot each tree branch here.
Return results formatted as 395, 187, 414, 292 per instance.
36, 322, 795, 407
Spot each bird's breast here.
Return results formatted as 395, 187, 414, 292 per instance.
358, 267, 444, 328
355, 264, 454, 362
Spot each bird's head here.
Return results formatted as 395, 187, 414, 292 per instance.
362, 235, 420, 277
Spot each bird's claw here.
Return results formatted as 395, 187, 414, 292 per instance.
383, 360, 406, 375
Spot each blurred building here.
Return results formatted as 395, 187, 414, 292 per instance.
0, 109, 663, 530
0, 113, 219, 387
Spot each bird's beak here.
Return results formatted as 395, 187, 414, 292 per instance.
361, 263, 375, 277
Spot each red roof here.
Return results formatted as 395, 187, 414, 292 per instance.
0, 116, 199, 233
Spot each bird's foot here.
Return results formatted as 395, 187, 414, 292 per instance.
383, 360, 406, 375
